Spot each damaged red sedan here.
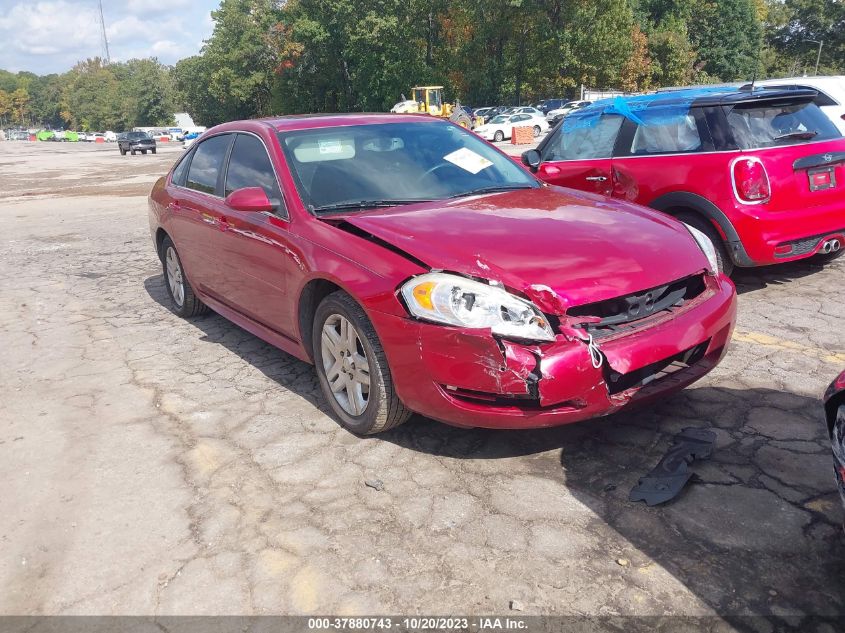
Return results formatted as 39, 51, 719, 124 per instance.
148, 114, 737, 434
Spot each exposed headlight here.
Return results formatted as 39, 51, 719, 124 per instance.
400, 272, 555, 342
685, 224, 718, 274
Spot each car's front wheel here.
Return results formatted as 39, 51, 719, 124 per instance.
313, 291, 410, 435
161, 236, 209, 318
494, 130, 504, 142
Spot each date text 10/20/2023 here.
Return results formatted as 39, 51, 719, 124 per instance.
307, 617, 529, 630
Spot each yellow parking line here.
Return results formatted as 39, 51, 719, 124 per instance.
732, 329, 845, 365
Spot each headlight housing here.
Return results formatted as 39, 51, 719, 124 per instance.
684, 224, 719, 274
400, 273, 555, 342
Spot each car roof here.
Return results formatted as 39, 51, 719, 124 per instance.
207, 113, 445, 134
578, 85, 820, 114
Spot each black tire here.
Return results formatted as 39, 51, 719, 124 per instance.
449, 111, 472, 129
131, 149, 136, 155
313, 291, 411, 435
676, 211, 734, 276
494, 130, 504, 142
119, 147, 126, 155
533, 125, 541, 137
160, 236, 209, 318
151, 148, 157, 155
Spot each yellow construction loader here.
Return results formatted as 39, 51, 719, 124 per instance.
390, 86, 475, 128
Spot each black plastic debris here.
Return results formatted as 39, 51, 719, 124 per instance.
629, 427, 716, 506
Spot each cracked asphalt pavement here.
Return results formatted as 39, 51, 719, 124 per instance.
1, 142, 843, 619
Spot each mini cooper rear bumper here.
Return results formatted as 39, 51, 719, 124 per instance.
370, 274, 737, 429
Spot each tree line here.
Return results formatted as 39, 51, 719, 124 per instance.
1, 0, 842, 131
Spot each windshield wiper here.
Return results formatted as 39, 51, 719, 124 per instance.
774, 130, 818, 141
448, 184, 535, 199
311, 199, 432, 213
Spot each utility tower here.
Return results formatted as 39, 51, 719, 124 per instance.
98, 0, 111, 64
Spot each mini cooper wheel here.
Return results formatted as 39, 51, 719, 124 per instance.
161, 236, 209, 317
494, 130, 504, 142
677, 212, 734, 276
313, 291, 410, 435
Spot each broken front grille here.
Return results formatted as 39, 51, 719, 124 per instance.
567, 274, 706, 340
605, 341, 710, 395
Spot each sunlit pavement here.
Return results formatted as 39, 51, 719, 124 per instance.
1, 141, 843, 618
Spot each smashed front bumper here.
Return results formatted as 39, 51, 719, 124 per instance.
371, 275, 736, 429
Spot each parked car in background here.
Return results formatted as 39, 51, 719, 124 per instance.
538, 98, 568, 114
475, 112, 549, 141
523, 86, 845, 275
744, 76, 845, 134
824, 370, 845, 523
149, 114, 736, 435
547, 100, 592, 125
503, 106, 545, 118
105, 131, 117, 142
473, 107, 495, 122
118, 131, 157, 155
7, 130, 29, 141
182, 131, 202, 149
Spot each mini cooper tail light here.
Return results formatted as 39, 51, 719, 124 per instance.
732, 157, 771, 203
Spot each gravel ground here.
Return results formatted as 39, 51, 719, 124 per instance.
0, 141, 843, 622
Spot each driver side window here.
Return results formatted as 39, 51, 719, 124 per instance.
544, 114, 623, 161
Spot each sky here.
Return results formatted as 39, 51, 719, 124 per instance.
0, 0, 220, 74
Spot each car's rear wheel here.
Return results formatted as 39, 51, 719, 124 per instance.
313, 291, 410, 435
494, 130, 504, 142
161, 236, 209, 318
119, 147, 126, 155
151, 148, 157, 155
676, 211, 734, 276
533, 125, 541, 137
131, 149, 136, 155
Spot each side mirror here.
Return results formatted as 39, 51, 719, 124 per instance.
225, 187, 273, 213
521, 149, 541, 171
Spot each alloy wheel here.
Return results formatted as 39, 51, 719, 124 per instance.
320, 314, 371, 416
165, 246, 185, 307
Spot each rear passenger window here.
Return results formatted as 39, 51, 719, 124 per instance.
545, 114, 623, 160
630, 109, 702, 155
186, 134, 231, 195
225, 134, 284, 210
171, 151, 192, 187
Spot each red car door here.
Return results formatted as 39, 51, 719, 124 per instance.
534, 113, 624, 197
168, 133, 234, 297
212, 132, 301, 337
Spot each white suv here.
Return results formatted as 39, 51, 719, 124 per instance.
750, 76, 845, 134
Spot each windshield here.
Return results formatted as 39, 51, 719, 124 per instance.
727, 100, 840, 149
279, 121, 537, 213
489, 116, 509, 124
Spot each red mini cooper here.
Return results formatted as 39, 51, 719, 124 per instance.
149, 114, 736, 434
522, 86, 845, 274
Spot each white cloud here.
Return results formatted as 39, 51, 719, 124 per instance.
0, 0, 220, 73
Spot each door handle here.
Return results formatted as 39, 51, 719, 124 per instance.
167, 200, 181, 211
585, 176, 608, 182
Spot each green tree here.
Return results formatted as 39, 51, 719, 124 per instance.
689, 0, 762, 81
10, 87, 30, 125
113, 58, 175, 127
61, 59, 125, 130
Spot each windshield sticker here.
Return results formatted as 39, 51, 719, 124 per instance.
318, 139, 344, 154
444, 147, 493, 174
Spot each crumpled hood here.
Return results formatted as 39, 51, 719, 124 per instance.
341, 187, 710, 315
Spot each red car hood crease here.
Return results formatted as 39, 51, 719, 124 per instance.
338, 188, 707, 315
